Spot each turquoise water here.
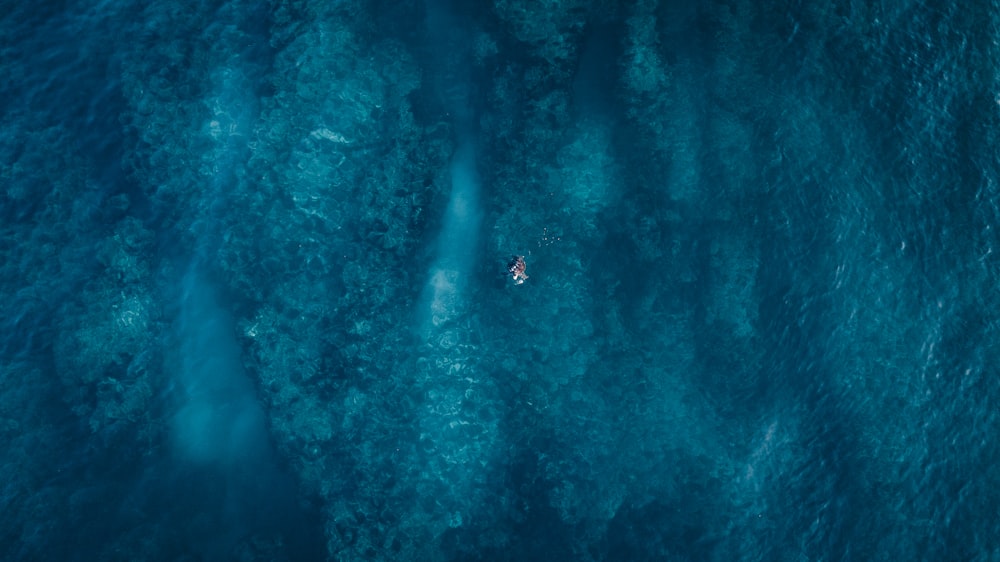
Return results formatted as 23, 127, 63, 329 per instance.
3, 1, 1000, 560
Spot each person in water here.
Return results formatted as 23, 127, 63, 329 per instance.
507, 255, 528, 285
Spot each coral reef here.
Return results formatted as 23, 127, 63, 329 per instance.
4, 0, 1000, 560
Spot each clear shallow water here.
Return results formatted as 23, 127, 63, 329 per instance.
3, 1, 1000, 560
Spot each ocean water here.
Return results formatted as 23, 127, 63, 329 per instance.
3, 1, 1000, 560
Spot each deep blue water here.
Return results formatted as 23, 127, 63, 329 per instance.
3, 1, 1000, 560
